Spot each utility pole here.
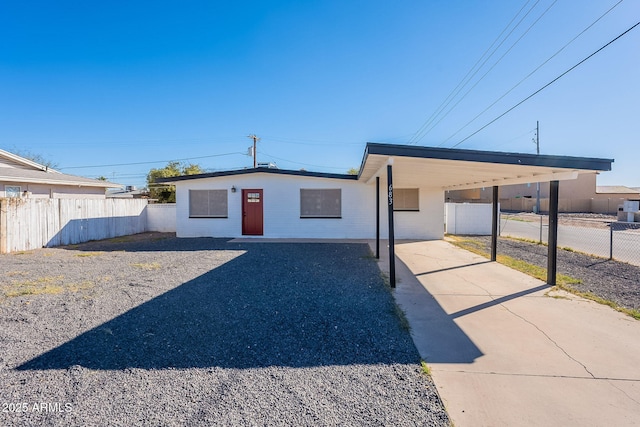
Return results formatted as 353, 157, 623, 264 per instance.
535, 121, 541, 215
247, 134, 260, 168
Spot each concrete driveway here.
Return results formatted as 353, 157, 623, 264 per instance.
374, 239, 640, 427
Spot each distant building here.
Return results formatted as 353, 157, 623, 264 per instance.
107, 186, 150, 199
446, 173, 639, 214
0, 148, 121, 199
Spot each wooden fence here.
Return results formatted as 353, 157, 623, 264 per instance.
0, 198, 148, 253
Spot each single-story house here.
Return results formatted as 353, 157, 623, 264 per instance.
157, 142, 613, 286
158, 142, 613, 240
0, 148, 121, 198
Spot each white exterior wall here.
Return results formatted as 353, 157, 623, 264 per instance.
175, 173, 445, 240
176, 174, 374, 238
445, 202, 495, 235
392, 189, 444, 240
51, 188, 106, 199
1, 182, 106, 199
146, 204, 177, 232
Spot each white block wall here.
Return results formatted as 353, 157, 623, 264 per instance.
445, 203, 495, 235
146, 204, 177, 232
175, 174, 369, 238
393, 190, 444, 240
175, 173, 445, 240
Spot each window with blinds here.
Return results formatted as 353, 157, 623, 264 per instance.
300, 189, 341, 218
393, 188, 419, 211
189, 189, 228, 218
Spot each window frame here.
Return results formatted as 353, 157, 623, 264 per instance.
188, 189, 228, 218
299, 188, 342, 219
5, 185, 21, 198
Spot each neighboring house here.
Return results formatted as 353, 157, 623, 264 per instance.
157, 143, 613, 240
595, 185, 640, 197
447, 173, 637, 214
107, 186, 150, 199
0, 148, 120, 199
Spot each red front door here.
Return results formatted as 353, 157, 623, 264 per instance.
242, 189, 263, 235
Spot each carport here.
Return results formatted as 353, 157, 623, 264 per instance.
358, 143, 613, 287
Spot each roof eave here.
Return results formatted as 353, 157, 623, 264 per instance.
156, 167, 357, 184
363, 142, 614, 172
0, 175, 121, 188
0, 148, 58, 172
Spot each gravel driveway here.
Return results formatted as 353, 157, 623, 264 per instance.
0, 233, 449, 426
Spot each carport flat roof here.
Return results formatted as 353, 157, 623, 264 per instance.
359, 143, 613, 190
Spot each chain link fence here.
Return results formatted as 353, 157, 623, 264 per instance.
446, 211, 640, 312
499, 213, 640, 267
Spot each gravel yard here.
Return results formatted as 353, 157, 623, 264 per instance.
469, 235, 640, 312
0, 233, 449, 426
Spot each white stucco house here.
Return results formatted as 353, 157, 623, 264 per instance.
0, 148, 120, 198
162, 168, 443, 240
158, 143, 613, 241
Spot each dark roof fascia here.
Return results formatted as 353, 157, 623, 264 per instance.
155, 167, 357, 184
360, 142, 614, 173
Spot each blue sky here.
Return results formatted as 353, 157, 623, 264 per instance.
1, 1, 638, 189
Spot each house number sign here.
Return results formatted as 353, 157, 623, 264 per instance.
388, 184, 393, 206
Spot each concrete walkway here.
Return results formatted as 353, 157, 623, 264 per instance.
372, 239, 640, 427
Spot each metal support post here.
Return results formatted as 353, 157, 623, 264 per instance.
609, 221, 614, 260
376, 176, 380, 259
387, 164, 396, 288
491, 186, 499, 261
539, 214, 543, 244
547, 180, 559, 286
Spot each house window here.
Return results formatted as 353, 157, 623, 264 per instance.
5, 186, 21, 198
300, 189, 341, 218
393, 188, 419, 211
189, 190, 228, 218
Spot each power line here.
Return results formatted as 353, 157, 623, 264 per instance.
17, 136, 243, 147
408, 0, 540, 144
59, 152, 245, 170
487, 128, 537, 150
104, 173, 149, 178
439, 0, 624, 147
434, 0, 559, 146
450, 19, 640, 148
258, 151, 351, 171
409, 0, 537, 144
